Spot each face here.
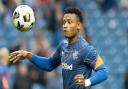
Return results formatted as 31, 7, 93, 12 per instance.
63, 13, 81, 38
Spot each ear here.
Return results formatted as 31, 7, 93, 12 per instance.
77, 22, 82, 30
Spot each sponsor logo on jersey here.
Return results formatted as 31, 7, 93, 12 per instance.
62, 62, 73, 70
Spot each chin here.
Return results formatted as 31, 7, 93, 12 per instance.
65, 35, 71, 38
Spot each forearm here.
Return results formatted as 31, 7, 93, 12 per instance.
30, 54, 59, 71
85, 64, 108, 87
90, 66, 108, 85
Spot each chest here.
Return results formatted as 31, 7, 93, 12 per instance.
60, 46, 89, 72
60, 46, 82, 65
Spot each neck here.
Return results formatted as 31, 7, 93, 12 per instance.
68, 35, 78, 45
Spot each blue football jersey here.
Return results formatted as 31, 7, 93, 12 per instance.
51, 36, 98, 89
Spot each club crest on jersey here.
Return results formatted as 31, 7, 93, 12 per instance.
61, 51, 64, 56
73, 50, 79, 60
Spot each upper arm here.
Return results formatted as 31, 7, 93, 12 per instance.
94, 55, 104, 70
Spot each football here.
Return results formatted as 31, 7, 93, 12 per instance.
12, 5, 35, 32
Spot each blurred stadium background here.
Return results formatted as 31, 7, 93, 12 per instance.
0, 0, 128, 89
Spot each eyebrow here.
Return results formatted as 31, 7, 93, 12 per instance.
63, 18, 73, 21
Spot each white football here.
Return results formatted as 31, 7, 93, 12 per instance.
12, 5, 35, 32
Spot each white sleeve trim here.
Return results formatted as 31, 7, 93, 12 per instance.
85, 79, 91, 87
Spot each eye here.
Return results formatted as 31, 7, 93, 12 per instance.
68, 20, 72, 24
63, 20, 72, 25
63, 20, 66, 25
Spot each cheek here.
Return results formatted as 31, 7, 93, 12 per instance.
70, 23, 77, 30
71, 25, 78, 33
73, 29, 78, 35
68, 29, 77, 37
68, 25, 76, 33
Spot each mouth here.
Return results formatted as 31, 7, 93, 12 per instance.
63, 29, 70, 37
63, 30, 67, 34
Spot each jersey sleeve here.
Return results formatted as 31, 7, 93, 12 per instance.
50, 42, 62, 64
31, 42, 63, 71
82, 45, 104, 69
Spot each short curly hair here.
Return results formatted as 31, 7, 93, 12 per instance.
64, 7, 83, 23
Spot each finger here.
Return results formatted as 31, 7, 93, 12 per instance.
12, 53, 23, 63
9, 50, 22, 59
12, 58, 19, 63
74, 78, 84, 81
75, 79, 85, 86
74, 75, 84, 79
10, 55, 18, 61
9, 52, 20, 60
76, 81, 85, 84
75, 79, 84, 83
16, 53, 22, 60
10, 51, 21, 55
9, 55, 17, 61
74, 75, 84, 80
75, 82, 85, 86
10, 55, 17, 60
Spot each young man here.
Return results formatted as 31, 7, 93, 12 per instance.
9, 8, 108, 89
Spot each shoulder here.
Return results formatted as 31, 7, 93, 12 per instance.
79, 37, 97, 58
78, 37, 90, 50
58, 39, 68, 49
79, 37, 88, 45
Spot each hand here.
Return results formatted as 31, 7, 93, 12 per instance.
9, 50, 32, 63
74, 74, 85, 86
